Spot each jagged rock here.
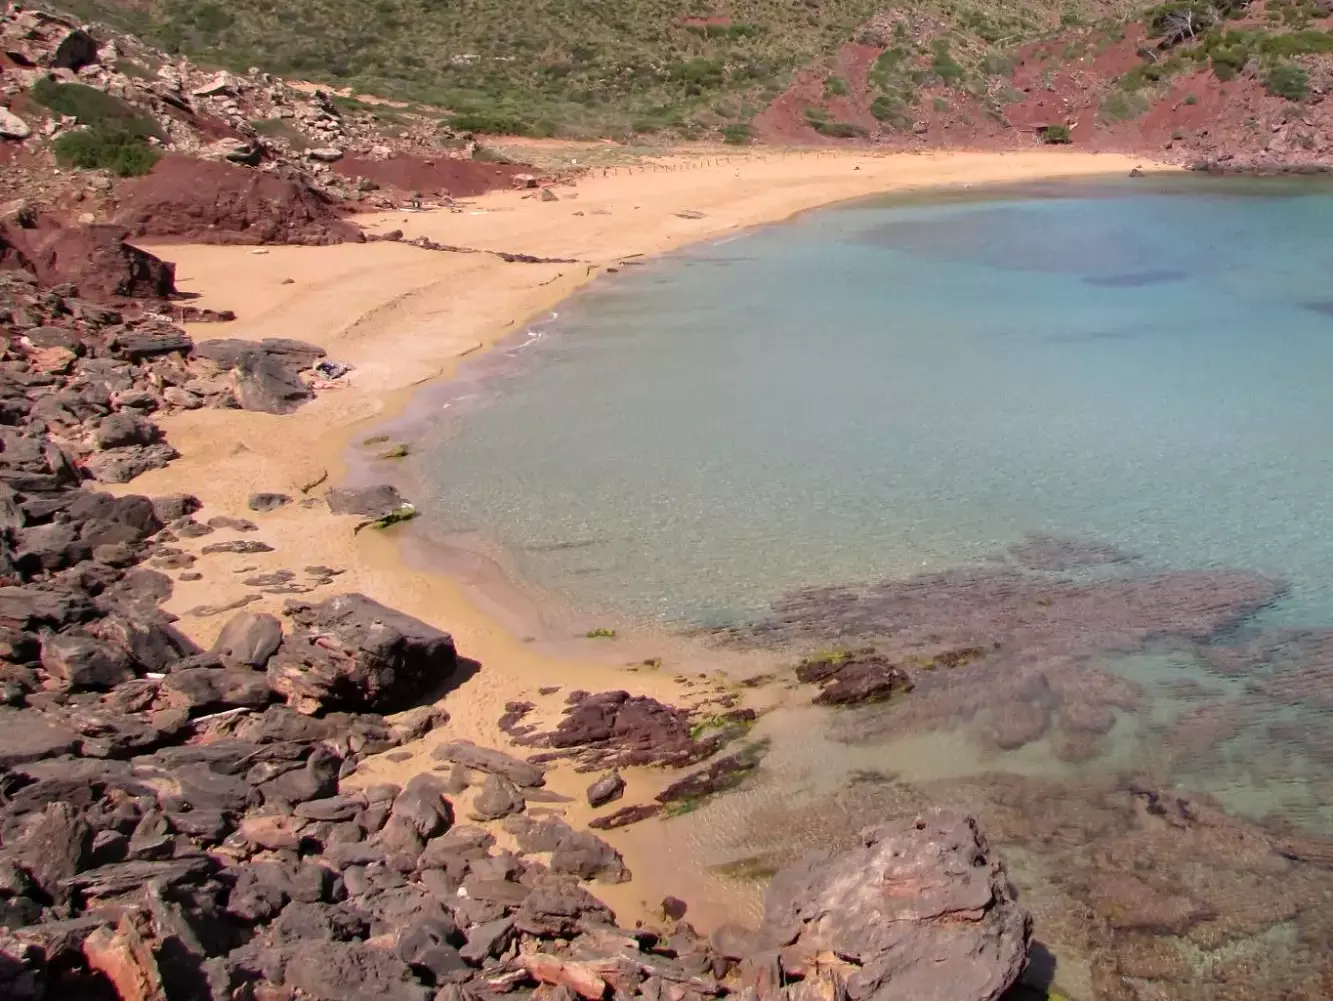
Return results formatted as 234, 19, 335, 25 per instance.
159, 666, 272, 711
504, 815, 629, 883
82, 913, 168, 1001
201, 539, 273, 555
326, 484, 411, 519
282, 941, 430, 1001
469, 774, 525, 821
211, 610, 283, 668
95, 412, 160, 450
0, 708, 80, 766
40, 629, 135, 689
83, 443, 180, 484
52, 29, 100, 72
192, 71, 238, 97
3, 222, 177, 301
267, 593, 456, 714
0, 109, 31, 141
380, 773, 453, 853
762, 810, 1031, 1001
586, 771, 624, 808
432, 740, 545, 788
249, 492, 292, 512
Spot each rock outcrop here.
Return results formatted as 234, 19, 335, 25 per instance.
762, 810, 1032, 1001
115, 157, 367, 246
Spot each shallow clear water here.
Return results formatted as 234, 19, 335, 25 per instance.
417, 175, 1333, 629
410, 176, 1333, 999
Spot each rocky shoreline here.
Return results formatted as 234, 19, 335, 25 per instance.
0, 251, 1042, 1001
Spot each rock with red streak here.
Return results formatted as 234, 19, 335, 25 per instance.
82, 912, 168, 1001
519, 953, 609, 1000
763, 810, 1031, 1001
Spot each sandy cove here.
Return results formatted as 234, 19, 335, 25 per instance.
116, 147, 1166, 926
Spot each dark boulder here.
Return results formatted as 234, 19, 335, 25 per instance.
211, 610, 283, 669
248, 492, 292, 512
469, 773, 525, 821
586, 771, 625, 808
431, 740, 544, 788
40, 629, 135, 690
326, 484, 411, 519
159, 667, 273, 712
52, 29, 99, 71
282, 941, 430, 1001
267, 593, 456, 714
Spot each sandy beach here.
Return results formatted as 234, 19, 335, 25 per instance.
117, 147, 1166, 925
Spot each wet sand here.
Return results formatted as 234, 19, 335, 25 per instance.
117, 147, 1167, 926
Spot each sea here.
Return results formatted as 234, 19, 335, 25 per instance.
402, 174, 1333, 999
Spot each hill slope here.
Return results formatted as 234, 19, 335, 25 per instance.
53, 0, 1119, 138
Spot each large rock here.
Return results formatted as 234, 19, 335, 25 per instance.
40, 629, 135, 690
52, 29, 99, 72
267, 594, 457, 714
326, 484, 411, 519
192, 338, 324, 414
211, 611, 282, 669
116, 156, 366, 247
0, 709, 79, 766
762, 810, 1030, 1001
0, 109, 31, 141
282, 941, 429, 1001
0, 222, 176, 301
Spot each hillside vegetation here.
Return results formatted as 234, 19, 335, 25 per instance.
56, 0, 892, 136
48, 0, 1333, 150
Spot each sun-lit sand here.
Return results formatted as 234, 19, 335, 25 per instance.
119, 147, 1168, 924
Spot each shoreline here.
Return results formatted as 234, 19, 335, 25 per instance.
115, 147, 1171, 926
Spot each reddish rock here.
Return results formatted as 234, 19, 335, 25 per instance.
0, 220, 175, 300
518, 953, 608, 999
82, 913, 167, 1001
116, 157, 365, 246
331, 154, 533, 198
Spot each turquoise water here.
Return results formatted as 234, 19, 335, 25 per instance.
411, 176, 1333, 998
417, 175, 1333, 629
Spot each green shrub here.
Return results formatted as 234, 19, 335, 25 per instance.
823, 74, 848, 97
870, 47, 910, 87
52, 126, 161, 177
1100, 88, 1150, 122
930, 40, 965, 81
1040, 123, 1072, 144
870, 93, 913, 129
721, 122, 752, 143
445, 110, 533, 135
250, 117, 311, 148
1210, 49, 1247, 80
1264, 62, 1309, 99
30, 78, 164, 139
1259, 29, 1333, 57
810, 119, 869, 138
1184, 93, 1199, 104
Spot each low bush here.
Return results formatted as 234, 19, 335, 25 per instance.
445, 110, 534, 135
811, 119, 869, 138
870, 93, 913, 129
721, 122, 752, 143
52, 125, 161, 176
30, 77, 164, 139
823, 74, 848, 97
1264, 61, 1309, 99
